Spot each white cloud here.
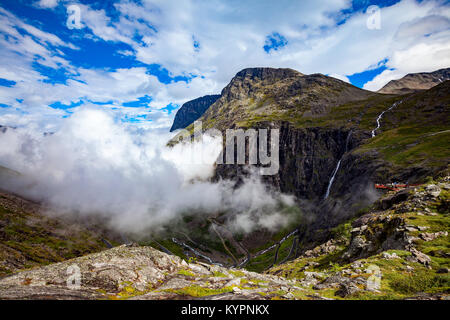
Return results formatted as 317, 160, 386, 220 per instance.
364, 11, 450, 91
35, 0, 60, 9
329, 74, 350, 83
0, 108, 293, 234
110, 0, 450, 91
0, 0, 449, 130
363, 69, 404, 91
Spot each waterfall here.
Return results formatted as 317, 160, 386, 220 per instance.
371, 101, 401, 137
324, 131, 352, 200
324, 159, 342, 199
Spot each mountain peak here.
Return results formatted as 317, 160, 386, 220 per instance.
170, 94, 221, 132
378, 67, 450, 94
233, 67, 303, 81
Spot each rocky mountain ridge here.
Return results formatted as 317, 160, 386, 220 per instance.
378, 67, 450, 95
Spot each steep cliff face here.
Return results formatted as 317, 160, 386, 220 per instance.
378, 67, 450, 94
215, 123, 357, 201
170, 94, 220, 132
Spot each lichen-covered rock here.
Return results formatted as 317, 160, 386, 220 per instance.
335, 282, 361, 298
0, 245, 300, 300
408, 248, 432, 268
419, 231, 448, 242
425, 184, 441, 198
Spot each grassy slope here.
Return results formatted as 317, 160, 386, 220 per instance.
0, 192, 118, 277
356, 82, 450, 169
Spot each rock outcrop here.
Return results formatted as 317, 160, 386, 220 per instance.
267, 178, 450, 300
0, 245, 303, 300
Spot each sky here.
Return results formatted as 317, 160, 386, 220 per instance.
0, 0, 449, 131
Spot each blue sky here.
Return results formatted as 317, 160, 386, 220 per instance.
0, 0, 449, 131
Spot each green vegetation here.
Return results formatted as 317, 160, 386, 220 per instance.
212, 270, 228, 277
266, 181, 450, 299
0, 200, 116, 276
177, 269, 196, 277
389, 271, 449, 295
165, 285, 234, 297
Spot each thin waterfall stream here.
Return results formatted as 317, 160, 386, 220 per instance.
324, 131, 352, 199
371, 100, 402, 137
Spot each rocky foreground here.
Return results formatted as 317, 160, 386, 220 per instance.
0, 178, 448, 300
0, 244, 302, 300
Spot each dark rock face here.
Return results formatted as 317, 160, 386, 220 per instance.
214, 123, 354, 198
378, 189, 411, 210
214, 122, 375, 229
170, 95, 220, 132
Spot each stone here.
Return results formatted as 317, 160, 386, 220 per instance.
408, 248, 431, 268
283, 292, 295, 299
351, 261, 364, 269
343, 236, 368, 259
313, 274, 349, 290
0, 246, 296, 300
382, 252, 399, 259
425, 184, 441, 197
335, 282, 361, 298
419, 231, 448, 242
405, 224, 419, 232
225, 278, 242, 287
300, 272, 323, 287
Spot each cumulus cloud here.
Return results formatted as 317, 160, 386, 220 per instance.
35, 0, 60, 9
106, 0, 450, 88
363, 69, 404, 91
0, 108, 294, 235
329, 74, 350, 83
363, 7, 450, 91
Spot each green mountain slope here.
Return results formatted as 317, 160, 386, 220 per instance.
0, 191, 119, 277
